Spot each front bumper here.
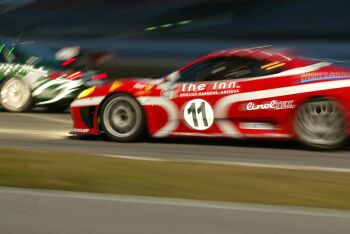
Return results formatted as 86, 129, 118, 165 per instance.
70, 104, 100, 135
70, 96, 106, 135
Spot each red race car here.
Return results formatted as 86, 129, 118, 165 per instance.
70, 47, 350, 149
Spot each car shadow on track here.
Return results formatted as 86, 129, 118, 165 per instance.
67, 134, 350, 152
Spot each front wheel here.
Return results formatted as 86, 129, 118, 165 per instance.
100, 94, 146, 142
0, 77, 33, 112
294, 99, 348, 150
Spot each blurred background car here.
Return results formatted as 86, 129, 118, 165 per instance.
0, 41, 111, 112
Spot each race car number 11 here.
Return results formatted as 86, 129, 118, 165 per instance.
184, 99, 214, 130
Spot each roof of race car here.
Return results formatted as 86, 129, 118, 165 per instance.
179, 46, 303, 72
206, 46, 294, 62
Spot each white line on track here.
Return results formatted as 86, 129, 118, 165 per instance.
0, 187, 349, 218
100, 154, 350, 173
0, 128, 68, 138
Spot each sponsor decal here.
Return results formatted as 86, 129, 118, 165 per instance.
0, 63, 48, 76
179, 89, 237, 97
181, 81, 236, 92
183, 99, 214, 130
161, 88, 177, 99
133, 83, 155, 91
134, 83, 156, 96
300, 72, 350, 83
179, 81, 240, 97
242, 100, 295, 111
73, 128, 89, 133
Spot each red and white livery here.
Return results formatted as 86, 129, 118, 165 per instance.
71, 47, 350, 149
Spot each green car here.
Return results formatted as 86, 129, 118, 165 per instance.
0, 43, 106, 112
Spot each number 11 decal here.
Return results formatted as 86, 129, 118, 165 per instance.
184, 99, 214, 130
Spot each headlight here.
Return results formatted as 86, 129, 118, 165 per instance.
77, 86, 95, 99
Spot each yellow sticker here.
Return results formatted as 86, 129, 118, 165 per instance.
78, 86, 95, 99
144, 84, 155, 91
109, 81, 123, 92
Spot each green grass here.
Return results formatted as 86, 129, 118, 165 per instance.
1, 148, 350, 209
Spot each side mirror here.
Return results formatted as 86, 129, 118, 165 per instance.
165, 71, 180, 83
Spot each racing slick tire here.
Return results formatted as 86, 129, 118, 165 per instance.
294, 98, 348, 150
0, 77, 33, 112
100, 93, 146, 142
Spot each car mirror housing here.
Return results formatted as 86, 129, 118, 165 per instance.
165, 71, 180, 83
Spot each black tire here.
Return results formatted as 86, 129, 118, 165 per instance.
0, 77, 33, 112
100, 94, 146, 142
294, 98, 348, 150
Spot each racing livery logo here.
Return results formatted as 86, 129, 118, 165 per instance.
179, 81, 240, 97
183, 99, 214, 130
242, 100, 295, 111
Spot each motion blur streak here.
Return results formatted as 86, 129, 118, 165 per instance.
0, 1, 350, 233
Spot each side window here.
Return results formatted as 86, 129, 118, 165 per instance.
179, 57, 284, 82
203, 57, 284, 81
203, 58, 253, 81
178, 60, 212, 83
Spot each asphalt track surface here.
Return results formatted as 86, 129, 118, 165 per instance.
1, 111, 350, 169
1, 187, 350, 234
1, 112, 350, 234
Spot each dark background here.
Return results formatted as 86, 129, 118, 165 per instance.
0, 0, 349, 77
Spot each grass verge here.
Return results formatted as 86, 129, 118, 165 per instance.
0, 148, 350, 209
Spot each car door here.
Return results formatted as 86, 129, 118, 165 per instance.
166, 57, 246, 136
